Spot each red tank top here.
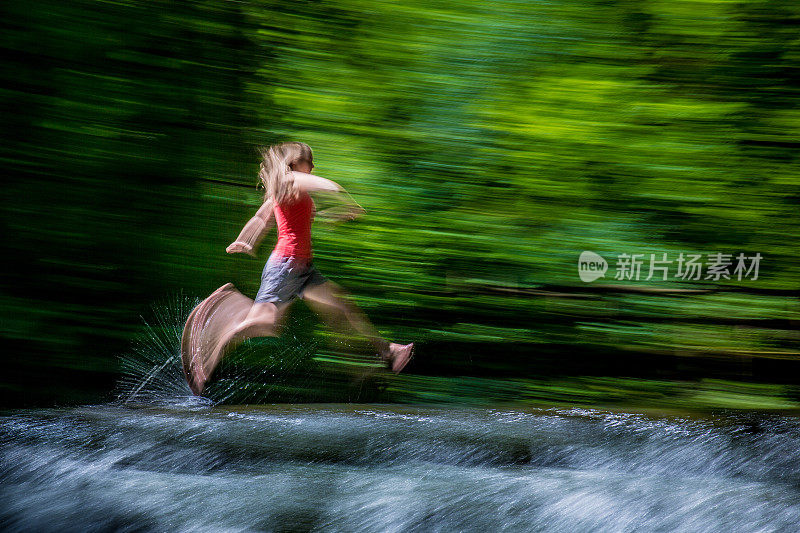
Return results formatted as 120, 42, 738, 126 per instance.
272, 193, 315, 259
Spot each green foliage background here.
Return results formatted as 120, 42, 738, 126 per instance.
2, 0, 798, 406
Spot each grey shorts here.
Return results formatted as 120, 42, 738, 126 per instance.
254, 254, 327, 304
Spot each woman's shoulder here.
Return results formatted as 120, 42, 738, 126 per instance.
274, 190, 312, 210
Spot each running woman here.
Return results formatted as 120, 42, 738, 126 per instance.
186, 142, 413, 394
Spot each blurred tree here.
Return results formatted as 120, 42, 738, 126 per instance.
1, 0, 798, 405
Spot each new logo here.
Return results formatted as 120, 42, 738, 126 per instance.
578, 251, 607, 283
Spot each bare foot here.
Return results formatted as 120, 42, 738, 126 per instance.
385, 342, 414, 374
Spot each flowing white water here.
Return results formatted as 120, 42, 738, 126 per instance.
2, 404, 800, 532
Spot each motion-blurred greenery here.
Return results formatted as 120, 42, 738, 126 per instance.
2, 0, 798, 406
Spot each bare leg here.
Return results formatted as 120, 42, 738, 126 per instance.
197, 301, 288, 391
301, 281, 413, 372
302, 282, 387, 353
182, 283, 254, 395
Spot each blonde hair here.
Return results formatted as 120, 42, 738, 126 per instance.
257, 142, 313, 204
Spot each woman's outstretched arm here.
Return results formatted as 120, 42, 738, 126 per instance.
292, 171, 366, 221
226, 199, 274, 256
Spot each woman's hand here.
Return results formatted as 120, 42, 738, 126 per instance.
344, 205, 366, 221
317, 204, 366, 223
226, 241, 256, 257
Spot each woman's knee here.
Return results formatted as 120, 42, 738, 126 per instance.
231, 320, 273, 340
247, 302, 278, 321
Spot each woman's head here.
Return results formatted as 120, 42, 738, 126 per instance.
257, 142, 314, 203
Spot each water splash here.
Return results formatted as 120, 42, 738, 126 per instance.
207, 329, 320, 404
115, 293, 204, 406
114, 294, 327, 406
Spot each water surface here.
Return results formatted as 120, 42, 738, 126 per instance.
2, 404, 800, 532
